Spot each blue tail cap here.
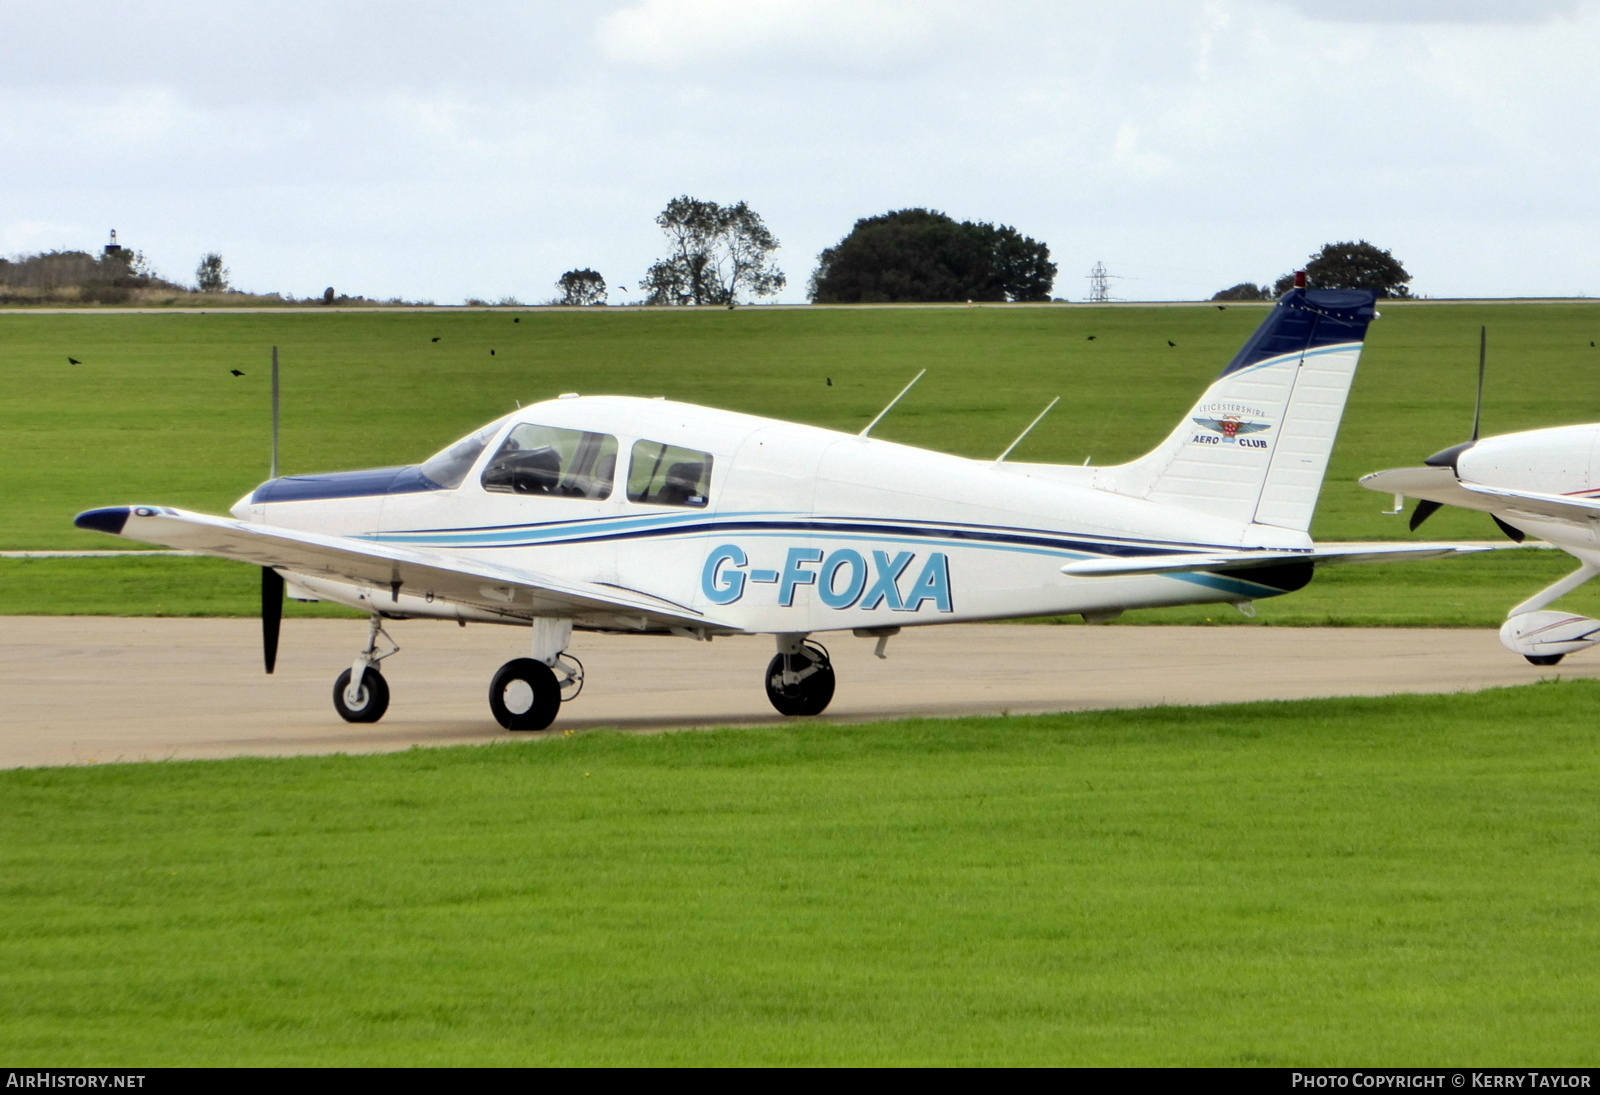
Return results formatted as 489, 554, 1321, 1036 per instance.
1218, 287, 1379, 378
74, 507, 131, 535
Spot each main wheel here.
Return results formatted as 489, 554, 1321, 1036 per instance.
489, 658, 561, 731
333, 666, 390, 723
764, 644, 836, 717
1525, 653, 1566, 666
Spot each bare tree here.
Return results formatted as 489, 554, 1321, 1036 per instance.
640, 196, 785, 307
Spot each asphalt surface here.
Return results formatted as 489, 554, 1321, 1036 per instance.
2, 616, 1588, 768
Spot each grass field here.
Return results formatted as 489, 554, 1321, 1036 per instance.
2, 681, 1596, 1066
2, 301, 1595, 620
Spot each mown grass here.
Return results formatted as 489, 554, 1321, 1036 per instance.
1, 302, 1596, 614
1, 681, 1596, 1066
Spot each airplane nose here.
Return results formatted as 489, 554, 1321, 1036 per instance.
1424, 440, 1474, 471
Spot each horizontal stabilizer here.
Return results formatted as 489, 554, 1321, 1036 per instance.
1060, 541, 1509, 579
72, 505, 724, 631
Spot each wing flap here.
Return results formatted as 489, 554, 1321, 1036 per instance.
75, 505, 724, 630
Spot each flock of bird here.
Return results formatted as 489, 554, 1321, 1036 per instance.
56, 310, 1597, 381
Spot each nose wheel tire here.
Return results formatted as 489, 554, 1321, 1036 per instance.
764, 644, 836, 717
1525, 653, 1566, 666
490, 658, 562, 731
333, 667, 390, 723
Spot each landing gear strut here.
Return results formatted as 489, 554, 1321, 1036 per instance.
489, 618, 581, 731
333, 616, 397, 723
765, 634, 835, 716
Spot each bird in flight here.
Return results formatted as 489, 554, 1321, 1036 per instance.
68, 356, 81, 364
230, 369, 245, 377
1167, 340, 1176, 347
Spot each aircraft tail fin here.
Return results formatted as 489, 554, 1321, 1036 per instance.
1094, 287, 1378, 533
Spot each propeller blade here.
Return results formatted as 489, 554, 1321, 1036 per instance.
1492, 515, 1526, 543
1409, 499, 1443, 531
1472, 325, 1486, 442
262, 566, 283, 674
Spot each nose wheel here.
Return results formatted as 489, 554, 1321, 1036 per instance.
765, 637, 835, 716
333, 666, 390, 722
333, 616, 398, 724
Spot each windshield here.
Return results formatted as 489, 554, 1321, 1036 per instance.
418, 415, 510, 489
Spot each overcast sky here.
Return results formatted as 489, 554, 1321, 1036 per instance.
3, 0, 1597, 303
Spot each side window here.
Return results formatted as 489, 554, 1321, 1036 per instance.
627, 440, 713, 508
481, 424, 619, 499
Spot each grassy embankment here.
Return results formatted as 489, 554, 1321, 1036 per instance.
2, 303, 1596, 623
2, 681, 1597, 1066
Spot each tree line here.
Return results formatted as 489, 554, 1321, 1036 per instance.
560, 198, 1412, 307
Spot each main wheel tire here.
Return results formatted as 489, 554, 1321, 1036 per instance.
764, 646, 836, 717
333, 666, 390, 723
489, 658, 562, 731
1525, 653, 1566, 666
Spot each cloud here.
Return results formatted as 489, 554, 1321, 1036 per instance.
1269, 0, 1595, 25
595, 0, 959, 72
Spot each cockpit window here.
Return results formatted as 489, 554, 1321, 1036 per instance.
626, 440, 712, 508
418, 417, 509, 490
481, 424, 619, 499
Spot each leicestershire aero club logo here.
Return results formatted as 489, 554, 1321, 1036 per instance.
1192, 415, 1271, 439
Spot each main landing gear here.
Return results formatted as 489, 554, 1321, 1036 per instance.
764, 634, 835, 716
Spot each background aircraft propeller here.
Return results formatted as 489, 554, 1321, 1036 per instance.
263, 566, 283, 673
1409, 326, 1521, 540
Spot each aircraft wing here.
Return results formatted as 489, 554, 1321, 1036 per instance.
1361, 466, 1600, 526
73, 505, 727, 632
1059, 541, 1509, 578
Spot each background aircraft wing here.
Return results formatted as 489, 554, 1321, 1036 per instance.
1361, 466, 1600, 527
74, 505, 727, 632
1059, 541, 1512, 578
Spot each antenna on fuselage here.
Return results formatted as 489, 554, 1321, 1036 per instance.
859, 369, 926, 438
270, 346, 280, 479
995, 396, 1060, 463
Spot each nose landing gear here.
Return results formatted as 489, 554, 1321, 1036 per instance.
333, 616, 398, 723
764, 634, 835, 716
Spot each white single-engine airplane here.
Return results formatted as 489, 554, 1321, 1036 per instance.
76, 283, 1491, 731
1361, 331, 1599, 666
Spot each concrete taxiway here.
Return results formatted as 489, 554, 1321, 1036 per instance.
1, 616, 1587, 768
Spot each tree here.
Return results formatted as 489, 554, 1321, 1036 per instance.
1211, 282, 1273, 301
1274, 240, 1413, 299
808, 209, 1056, 304
196, 253, 229, 294
640, 196, 786, 307
556, 268, 607, 306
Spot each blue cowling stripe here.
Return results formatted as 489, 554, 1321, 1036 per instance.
1217, 287, 1377, 378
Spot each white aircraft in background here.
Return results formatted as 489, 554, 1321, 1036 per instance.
1361, 330, 1599, 665
76, 281, 1491, 731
